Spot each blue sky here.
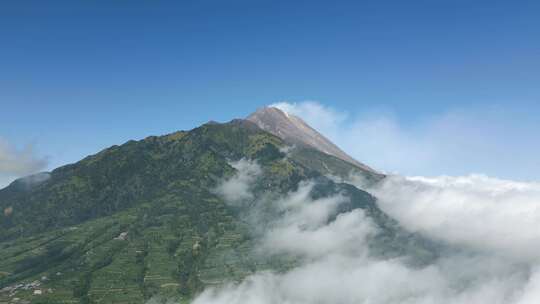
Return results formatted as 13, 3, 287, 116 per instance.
1, 0, 539, 186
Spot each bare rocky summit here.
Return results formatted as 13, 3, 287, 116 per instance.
247, 106, 377, 173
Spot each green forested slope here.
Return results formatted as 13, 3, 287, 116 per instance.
0, 120, 434, 304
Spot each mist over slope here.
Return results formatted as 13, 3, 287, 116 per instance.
1, 105, 539, 304
192, 173, 540, 304
0, 138, 48, 188
0, 118, 426, 304
190, 105, 540, 304
371, 175, 540, 260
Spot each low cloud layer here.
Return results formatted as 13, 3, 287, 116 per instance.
258, 182, 373, 259
0, 137, 48, 188
368, 174, 540, 262
180, 103, 540, 303
197, 162, 540, 304
272, 101, 540, 180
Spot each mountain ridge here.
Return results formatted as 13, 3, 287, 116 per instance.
247, 106, 378, 174
0, 112, 431, 304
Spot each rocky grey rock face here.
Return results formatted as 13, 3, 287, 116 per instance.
246, 106, 377, 173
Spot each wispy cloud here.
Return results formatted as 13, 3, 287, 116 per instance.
0, 137, 48, 188
214, 158, 262, 204
258, 182, 373, 259
273, 101, 540, 181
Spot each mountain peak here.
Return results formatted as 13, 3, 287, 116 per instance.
246, 106, 377, 173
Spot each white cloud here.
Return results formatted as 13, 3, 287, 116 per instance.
272, 101, 540, 180
258, 182, 373, 259
0, 137, 48, 188
192, 172, 540, 304
194, 256, 537, 304
271, 101, 346, 138
366, 174, 540, 262
214, 158, 261, 203
516, 268, 540, 304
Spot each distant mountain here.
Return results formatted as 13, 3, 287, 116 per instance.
247, 107, 378, 174
0, 116, 431, 304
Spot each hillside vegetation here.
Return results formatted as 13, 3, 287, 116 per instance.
0, 120, 434, 304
